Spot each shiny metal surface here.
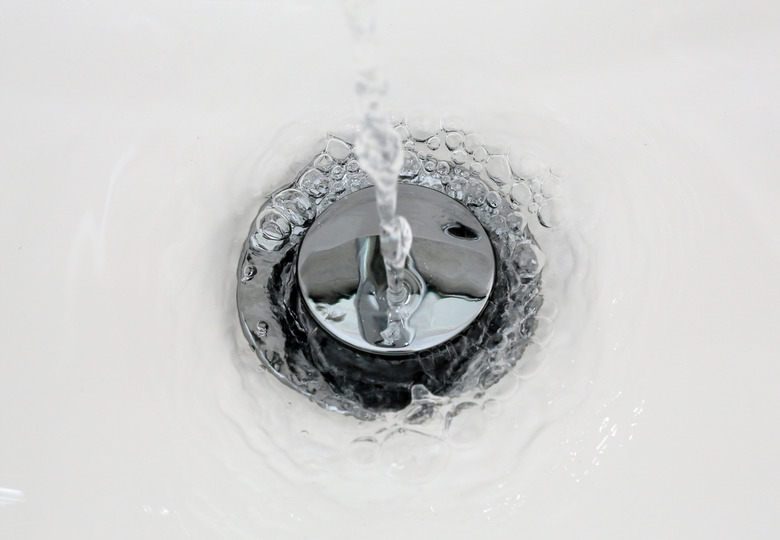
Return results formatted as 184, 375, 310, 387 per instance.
297, 184, 495, 354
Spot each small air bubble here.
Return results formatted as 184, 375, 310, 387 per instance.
273, 189, 315, 226
445, 132, 464, 150
506, 211, 526, 232
517, 242, 545, 277
510, 182, 533, 206
538, 199, 567, 228
298, 169, 328, 198
463, 133, 484, 153
511, 155, 545, 178
487, 214, 507, 235
399, 151, 422, 177
516, 342, 547, 379
426, 136, 441, 150
486, 155, 511, 184
241, 265, 257, 282
472, 147, 488, 162
533, 316, 554, 344
380, 430, 447, 481
486, 191, 502, 208
313, 153, 333, 172
465, 180, 488, 206
407, 117, 440, 141
446, 403, 487, 446
350, 436, 379, 467
255, 321, 268, 338
325, 138, 351, 161
256, 209, 291, 241
541, 174, 562, 198
451, 149, 468, 165
394, 125, 411, 141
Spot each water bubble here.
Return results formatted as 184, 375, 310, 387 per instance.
483, 135, 510, 155
470, 162, 484, 175
446, 402, 487, 446
528, 202, 540, 214
403, 139, 415, 150
426, 136, 441, 150
516, 242, 545, 277
486, 155, 511, 184
441, 116, 465, 131
298, 169, 328, 198
346, 159, 360, 173
451, 149, 468, 165
380, 429, 447, 481
399, 151, 421, 178
533, 315, 554, 344
506, 211, 526, 233
349, 436, 379, 467
510, 155, 546, 178
330, 165, 345, 180
388, 111, 406, 125
424, 159, 436, 172
407, 117, 440, 141
482, 399, 502, 417
394, 124, 411, 142
516, 342, 547, 379
445, 131, 464, 150
435, 161, 450, 175
255, 209, 291, 241
479, 363, 509, 389
464, 133, 484, 153
241, 265, 257, 283
446, 177, 466, 200
538, 199, 568, 228
497, 234, 516, 260
404, 403, 442, 426
538, 300, 558, 319
529, 178, 542, 193
465, 180, 488, 206
418, 174, 443, 191
486, 191, 502, 208
532, 193, 545, 205
510, 182, 533, 206
541, 174, 562, 198
346, 172, 369, 192
472, 146, 488, 162
488, 368, 519, 399
255, 321, 269, 338
486, 214, 507, 235
331, 179, 346, 194
410, 383, 435, 402
325, 137, 351, 161
273, 189, 315, 226
313, 153, 333, 172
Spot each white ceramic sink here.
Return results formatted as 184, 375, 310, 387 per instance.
1, 1, 778, 538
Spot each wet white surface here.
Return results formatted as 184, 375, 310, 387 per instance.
1, 1, 779, 538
